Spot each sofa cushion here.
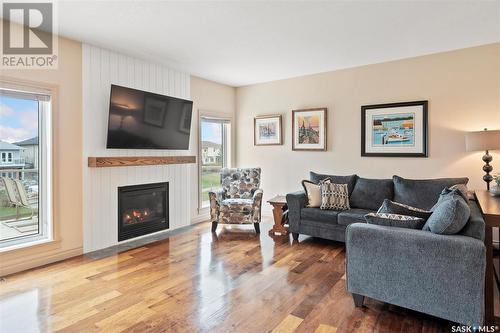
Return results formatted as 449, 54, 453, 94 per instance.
310, 171, 357, 195
423, 190, 471, 234
365, 212, 426, 229
393, 175, 469, 210
378, 199, 432, 221
320, 183, 350, 210
301, 207, 339, 224
460, 200, 485, 240
337, 208, 373, 226
350, 178, 393, 211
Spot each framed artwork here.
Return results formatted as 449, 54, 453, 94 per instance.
361, 100, 428, 157
143, 97, 167, 127
292, 108, 327, 151
254, 115, 282, 145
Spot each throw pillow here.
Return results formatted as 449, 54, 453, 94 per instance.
424, 189, 471, 234
378, 199, 432, 221
449, 184, 469, 201
302, 178, 330, 207
320, 183, 350, 210
364, 212, 426, 229
430, 187, 468, 211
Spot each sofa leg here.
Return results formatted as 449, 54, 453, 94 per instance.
292, 232, 299, 241
211, 222, 218, 232
254, 223, 260, 234
352, 293, 364, 307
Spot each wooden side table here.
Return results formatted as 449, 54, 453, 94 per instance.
268, 195, 289, 236
475, 190, 500, 325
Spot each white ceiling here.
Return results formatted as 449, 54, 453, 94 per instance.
20, 1, 500, 86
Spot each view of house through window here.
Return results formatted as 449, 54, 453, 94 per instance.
200, 118, 230, 208
0, 87, 50, 247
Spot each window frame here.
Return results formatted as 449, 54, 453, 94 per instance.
0, 83, 53, 251
198, 115, 232, 211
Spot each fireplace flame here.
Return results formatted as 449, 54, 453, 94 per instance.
123, 208, 152, 225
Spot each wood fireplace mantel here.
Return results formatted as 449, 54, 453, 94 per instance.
88, 156, 196, 168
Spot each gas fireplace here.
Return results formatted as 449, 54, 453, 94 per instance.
118, 182, 169, 241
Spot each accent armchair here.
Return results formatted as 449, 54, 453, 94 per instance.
209, 168, 263, 233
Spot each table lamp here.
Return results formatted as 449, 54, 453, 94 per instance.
466, 128, 500, 190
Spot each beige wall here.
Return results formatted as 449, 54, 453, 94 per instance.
236, 43, 500, 205
0, 36, 83, 276
190, 76, 236, 220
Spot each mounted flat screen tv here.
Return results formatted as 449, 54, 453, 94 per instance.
106, 85, 193, 149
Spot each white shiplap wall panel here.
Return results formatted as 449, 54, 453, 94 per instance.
83, 44, 192, 253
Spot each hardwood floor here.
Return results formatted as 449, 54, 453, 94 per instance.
0, 219, 455, 332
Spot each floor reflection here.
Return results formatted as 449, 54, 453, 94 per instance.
0, 289, 44, 333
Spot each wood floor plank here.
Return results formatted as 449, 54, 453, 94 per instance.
315, 324, 338, 333
272, 314, 303, 333
0, 219, 454, 333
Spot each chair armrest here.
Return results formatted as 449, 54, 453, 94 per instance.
208, 188, 224, 222
252, 189, 263, 223
253, 189, 263, 202
208, 188, 224, 203
346, 223, 485, 325
286, 191, 307, 232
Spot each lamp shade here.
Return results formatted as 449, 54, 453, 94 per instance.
465, 129, 500, 151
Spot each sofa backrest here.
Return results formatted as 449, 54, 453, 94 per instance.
393, 175, 469, 210
350, 178, 394, 211
309, 171, 358, 195
221, 168, 261, 199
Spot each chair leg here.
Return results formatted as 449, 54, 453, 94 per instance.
292, 233, 299, 241
254, 223, 260, 234
211, 222, 218, 232
352, 293, 364, 307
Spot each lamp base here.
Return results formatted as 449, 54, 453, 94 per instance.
483, 150, 493, 191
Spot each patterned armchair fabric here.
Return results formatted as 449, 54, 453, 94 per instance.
209, 168, 263, 227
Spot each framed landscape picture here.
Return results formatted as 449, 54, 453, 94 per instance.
254, 115, 282, 145
292, 108, 327, 151
361, 101, 428, 157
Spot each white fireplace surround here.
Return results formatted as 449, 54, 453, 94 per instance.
82, 44, 194, 253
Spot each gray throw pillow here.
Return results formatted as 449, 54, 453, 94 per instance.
378, 199, 432, 221
424, 189, 471, 234
364, 213, 426, 229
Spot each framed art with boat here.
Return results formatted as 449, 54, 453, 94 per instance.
361, 101, 428, 157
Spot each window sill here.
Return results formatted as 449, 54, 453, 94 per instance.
0, 237, 55, 253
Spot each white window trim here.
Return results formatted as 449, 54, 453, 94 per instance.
198, 115, 232, 212
0, 87, 53, 251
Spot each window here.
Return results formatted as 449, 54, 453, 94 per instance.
199, 117, 231, 208
0, 84, 52, 249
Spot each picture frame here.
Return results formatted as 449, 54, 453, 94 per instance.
361, 100, 428, 157
254, 114, 282, 146
292, 108, 327, 151
143, 96, 167, 127
179, 104, 192, 134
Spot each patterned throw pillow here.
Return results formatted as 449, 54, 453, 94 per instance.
320, 183, 350, 210
364, 212, 426, 229
302, 178, 331, 207
378, 199, 432, 221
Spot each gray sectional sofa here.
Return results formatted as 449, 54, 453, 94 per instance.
286, 172, 486, 326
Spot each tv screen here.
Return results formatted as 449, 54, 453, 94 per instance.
106, 85, 193, 149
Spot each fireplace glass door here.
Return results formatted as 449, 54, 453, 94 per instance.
118, 182, 168, 241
